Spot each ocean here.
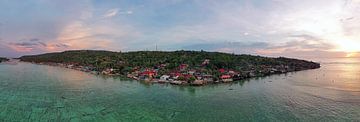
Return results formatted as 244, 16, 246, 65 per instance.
0, 58, 359, 121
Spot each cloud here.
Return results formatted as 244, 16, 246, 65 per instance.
10, 42, 40, 47
29, 38, 40, 42
51, 8, 140, 52
1, 0, 360, 59
279, 34, 336, 51
124, 11, 133, 14
151, 0, 355, 58
53, 21, 110, 51
3, 3, 141, 54
182, 41, 269, 54
7, 38, 69, 53
256, 38, 339, 58
183, 41, 269, 50
0, 43, 22, 57
177, 38, 344, 59
257, 40, 333, 54
103, 8, 133, 18
8, 38, 45, 52
104, 8, 119, 18
180, 35, 339, 59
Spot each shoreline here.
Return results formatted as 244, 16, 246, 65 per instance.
18, 50, 321, 86
24, 61, 320, 86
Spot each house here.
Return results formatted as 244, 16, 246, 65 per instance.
202, 59, 210, 66
221, 74, 231, 79
170, 72, 182, 79
141, 70, 156, 78
219, 68, 226, 73
202, 75, 214, 83
102, 68, 113, 75
188, 70, 196, 75
179, 64, 188, 71
159, 64, 167, 68
127, 74, 133, 78
159, 75, 170, 82
221, 74, 233, 82
66, 64, 74, 68
228, 70, 235, 74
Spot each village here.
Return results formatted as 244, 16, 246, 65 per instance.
62, 59, 318, 86
124, 62, 293, 86
32, 58, 320, 86
20, 50, 320, 86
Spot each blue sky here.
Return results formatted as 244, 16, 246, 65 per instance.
0, 0, 360, 58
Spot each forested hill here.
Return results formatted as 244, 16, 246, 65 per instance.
19, 50, 320, 74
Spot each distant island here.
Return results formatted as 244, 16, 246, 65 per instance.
19, 50, 320, 85
0, 57, 9, 63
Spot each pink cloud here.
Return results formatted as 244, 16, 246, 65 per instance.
8, 45, 34, 52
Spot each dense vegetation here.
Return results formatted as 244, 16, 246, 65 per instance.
0, 57, 9, 62
19, 50, 320, 76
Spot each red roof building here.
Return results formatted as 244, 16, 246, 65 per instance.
179, 64, 188, 70
170, 72, 182, 77
221, 75, 231, 79
141, 70, 156, 77
219, 68, 226, 73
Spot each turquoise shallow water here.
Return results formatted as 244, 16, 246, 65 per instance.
0, 60, 359, 121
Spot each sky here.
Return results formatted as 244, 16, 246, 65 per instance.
0, 0, 360, 59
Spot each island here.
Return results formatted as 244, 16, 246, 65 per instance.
0, 57, 9, 63
19, 50, 320, 86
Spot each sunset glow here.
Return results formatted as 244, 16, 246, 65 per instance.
346, 52, 359, 58
0, 0, 359, 59
1, 1, 360, 121
339, 40, 360, 53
